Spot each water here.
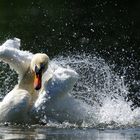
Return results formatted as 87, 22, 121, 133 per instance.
51, 54, 140, 127
0, 0, 140, 139
0, 125, 140, 140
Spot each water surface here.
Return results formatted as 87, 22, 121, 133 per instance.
1, 125, 140, 140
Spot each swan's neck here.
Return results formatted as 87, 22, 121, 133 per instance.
18, 67, 36, 94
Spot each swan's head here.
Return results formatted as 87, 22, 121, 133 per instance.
31, 53, 49, 90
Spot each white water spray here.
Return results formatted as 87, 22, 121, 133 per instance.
51, 53, 140, 127
1, 52, 140, 128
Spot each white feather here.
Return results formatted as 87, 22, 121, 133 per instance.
2, 38, 20, 49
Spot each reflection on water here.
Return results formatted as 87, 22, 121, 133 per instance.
0, 126, 140, 140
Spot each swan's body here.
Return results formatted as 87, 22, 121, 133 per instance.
0, 87, 31, 122
0, 38, 94, 124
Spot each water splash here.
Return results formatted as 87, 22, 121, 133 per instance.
1, 52, 140, 128
51, 53, 140, 128
0, 62, 17, 98
52, 53, 128, 104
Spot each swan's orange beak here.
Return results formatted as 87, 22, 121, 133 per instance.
34, 73, 42, 90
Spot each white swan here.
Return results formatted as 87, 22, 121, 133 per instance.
0, 38, 49, 123
0, 38, 95, 124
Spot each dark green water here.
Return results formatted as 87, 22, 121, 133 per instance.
0, 0, 140, 139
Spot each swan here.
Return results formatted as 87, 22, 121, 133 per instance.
0, 38, 95, 124
0, 38, 49, 123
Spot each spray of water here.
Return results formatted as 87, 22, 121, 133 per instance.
0, 52, 140, 128
0, 62, 17, 98
51, 53, 140, 128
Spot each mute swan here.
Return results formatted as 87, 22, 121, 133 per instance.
0, 38, 95, 124
0, 38, 49, 123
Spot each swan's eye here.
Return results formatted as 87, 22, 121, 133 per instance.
34, 64, 46, 74
35, 65, 40, 74
40, 63, 45, 70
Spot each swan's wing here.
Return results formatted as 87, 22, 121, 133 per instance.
31, 66, 96, 124
0, 38, 33, 76
44, 67, 78, 98
33, 65, 78, 108
31, 65, 78, 122
2, 38, 20, 49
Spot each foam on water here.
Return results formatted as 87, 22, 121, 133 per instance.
0, 51, 140, 128
99, 98, 140, 126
